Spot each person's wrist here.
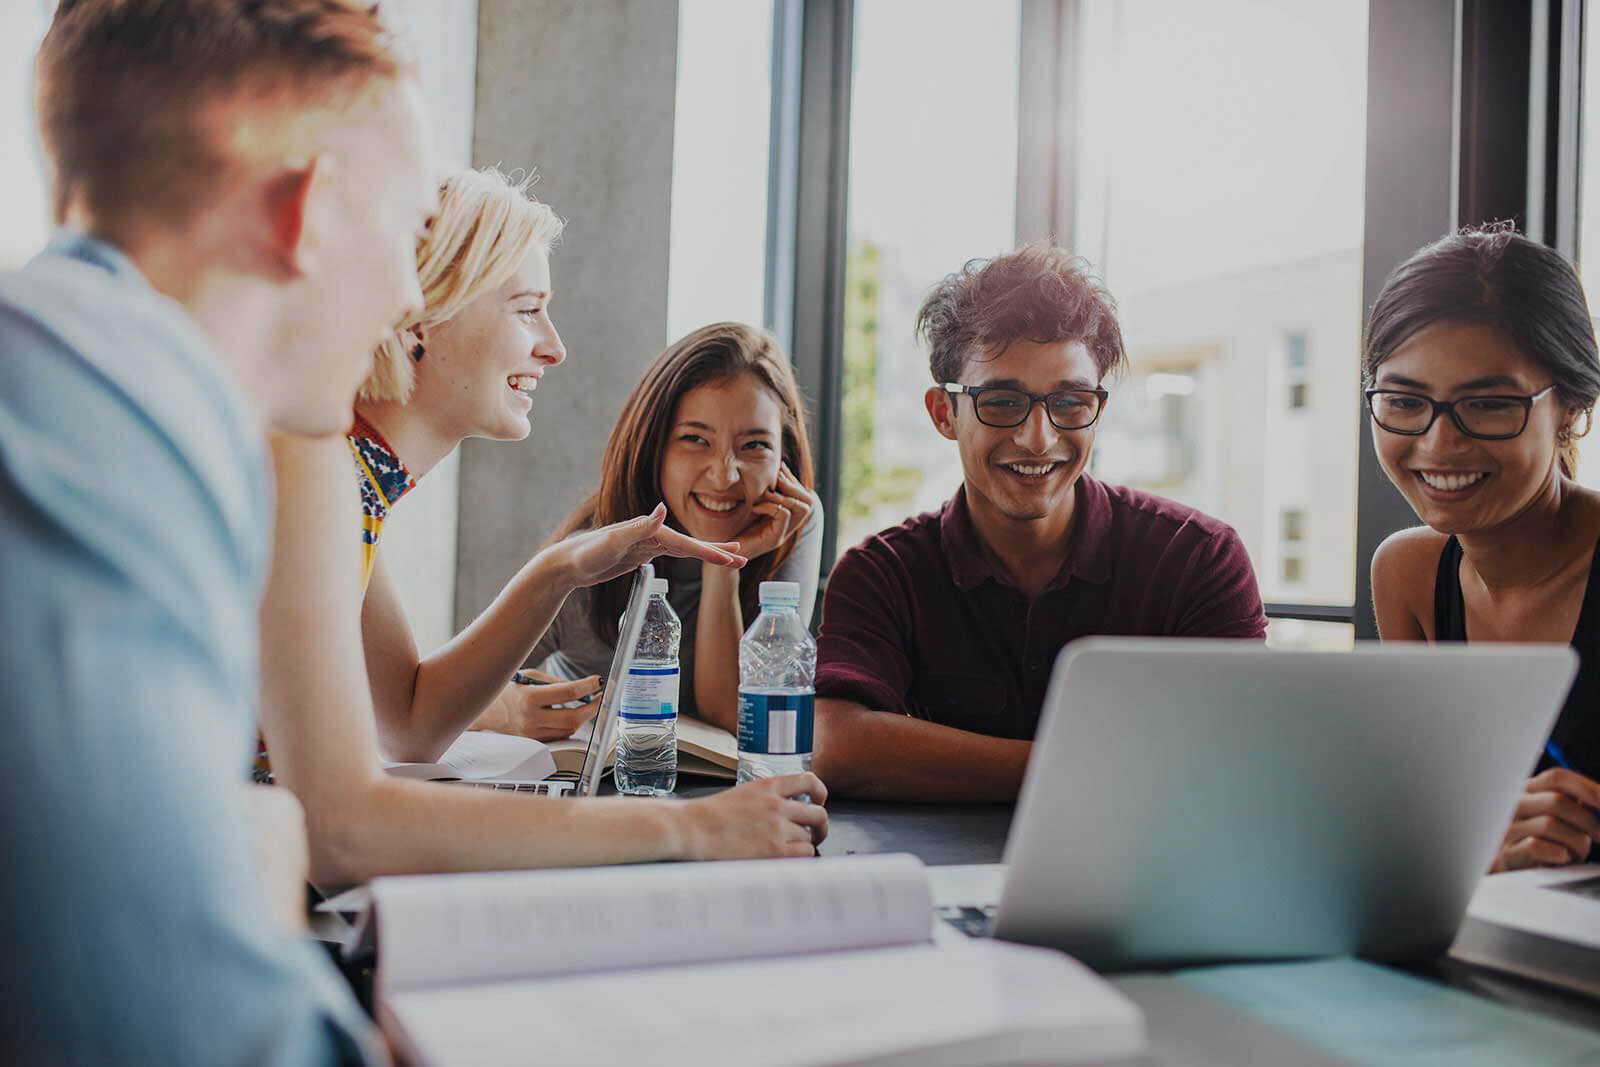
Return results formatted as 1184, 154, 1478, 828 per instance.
660, 799, 702, 861
701, 557, 741, 589
530, 542, 581, 597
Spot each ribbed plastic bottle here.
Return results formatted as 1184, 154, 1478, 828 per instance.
736, 581, 815, 792
615, 578, 679, 796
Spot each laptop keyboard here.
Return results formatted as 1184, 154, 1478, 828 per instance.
448, 779, 575, 796
936, 904, 996, 938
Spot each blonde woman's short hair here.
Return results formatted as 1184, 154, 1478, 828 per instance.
362, 166, 564, 403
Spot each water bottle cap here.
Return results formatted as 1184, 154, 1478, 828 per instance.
758, 581, 800, 606
647, 577, 670, 595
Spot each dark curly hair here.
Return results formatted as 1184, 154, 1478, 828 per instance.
915, 243, 1128, 383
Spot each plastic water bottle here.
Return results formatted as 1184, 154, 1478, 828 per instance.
737, 581, 815, 792
616, 578, 679, 796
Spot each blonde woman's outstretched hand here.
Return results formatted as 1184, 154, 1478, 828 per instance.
549, 503, 746, 590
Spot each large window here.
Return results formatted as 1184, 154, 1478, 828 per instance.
1, 2, 53, 269
835, 0, 1022, 556
666, 0, 775, 346
1076, 0, 1369, 624
765, 0, 1488, 647
1578, 2, 1600, 488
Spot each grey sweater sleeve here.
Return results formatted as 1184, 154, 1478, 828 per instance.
772, 500, 826, 625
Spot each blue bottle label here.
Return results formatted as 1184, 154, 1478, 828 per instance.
737, 690, 814, 755
620, 665, 679, 720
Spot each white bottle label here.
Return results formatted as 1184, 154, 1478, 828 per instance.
620, 665, 679, 720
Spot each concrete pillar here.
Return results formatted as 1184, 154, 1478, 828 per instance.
368, 0, 478, 654
457, 0, 680, 628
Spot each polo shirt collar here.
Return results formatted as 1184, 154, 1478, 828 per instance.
939, 475, 1115, 592
44, 228, 143, 284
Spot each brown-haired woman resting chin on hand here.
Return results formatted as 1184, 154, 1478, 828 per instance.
505, 322, 822, 737
1366, 224, 1600, 873
258, 168, 825, 888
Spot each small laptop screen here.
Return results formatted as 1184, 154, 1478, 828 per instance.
574, 563, 654, 797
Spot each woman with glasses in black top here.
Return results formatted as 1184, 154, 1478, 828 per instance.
1368, 224, 1600, 873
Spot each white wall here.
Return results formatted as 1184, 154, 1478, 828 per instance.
0, 2, 55, 269
372, 0, 478, 653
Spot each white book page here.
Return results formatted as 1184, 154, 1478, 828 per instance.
676, 714, 737, 765
1459, 865, 1600, 947
374, 853, 932, 991
384, 731, 555, 782
383, 941, 1144, 1067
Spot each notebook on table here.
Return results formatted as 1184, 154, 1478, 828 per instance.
544, 709, 738, 780
366, 854, 1146, 1067
1451, 864, 1600, 997
384, 730, 569, 796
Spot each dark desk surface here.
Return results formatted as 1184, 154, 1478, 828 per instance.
796, 791, 1600, 1063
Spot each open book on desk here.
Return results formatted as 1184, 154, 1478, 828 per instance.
544, 711, 738, 780
1450, 863, 1600, 997
372, 853, 1144, 1067
383, 729, 557, 784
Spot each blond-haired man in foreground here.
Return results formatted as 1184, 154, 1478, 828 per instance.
0, 1, 436, 1061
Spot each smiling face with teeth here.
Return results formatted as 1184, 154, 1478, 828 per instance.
403, 247, 566, 443
658, 373, 784, 542
926, 338, 1103, 539
1372, 322, 1570, 534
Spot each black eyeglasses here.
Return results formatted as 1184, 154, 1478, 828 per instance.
941, 383, 1109, 430
1364, 385, 1556, 440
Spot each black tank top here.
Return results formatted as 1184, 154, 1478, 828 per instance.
1434, 536, 1600, 778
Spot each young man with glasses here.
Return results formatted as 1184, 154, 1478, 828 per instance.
811, 245, 1266, 801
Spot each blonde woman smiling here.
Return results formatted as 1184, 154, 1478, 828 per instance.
260, 168, 826, 887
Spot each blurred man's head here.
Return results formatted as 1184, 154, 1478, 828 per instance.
35, 0, 438, 435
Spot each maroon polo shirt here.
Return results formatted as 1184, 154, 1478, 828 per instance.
816, 476, 1267, 740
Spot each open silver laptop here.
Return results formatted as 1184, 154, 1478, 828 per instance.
942, 638, 1576, 972
451, 563, 653, 798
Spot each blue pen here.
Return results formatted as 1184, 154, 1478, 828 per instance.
1545, 740, 1600, 818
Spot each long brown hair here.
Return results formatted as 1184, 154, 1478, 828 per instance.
556, 322, 815, 644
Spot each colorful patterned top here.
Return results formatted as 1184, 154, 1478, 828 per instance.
347, 413, 417, 591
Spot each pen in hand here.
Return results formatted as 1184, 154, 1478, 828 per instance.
514, 670, 599, 707
1544, 740, 1600, 818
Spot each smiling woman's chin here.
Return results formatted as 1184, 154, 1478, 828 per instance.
476, 412, 532, 443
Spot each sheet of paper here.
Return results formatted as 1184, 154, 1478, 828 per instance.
927, 864, 1005, 909
1178, 957, 1600, 1066
384, 941, 1144, 1067
1458, 864, 1600, 948
374, 853, 933, 990
382, 731, 555, 781
430, 730, 554, 780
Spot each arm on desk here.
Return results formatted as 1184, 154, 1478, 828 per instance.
812, 697, 1032, 802
242, 783, 310, 933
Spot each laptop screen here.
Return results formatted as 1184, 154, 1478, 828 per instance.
574, 563, 654, 797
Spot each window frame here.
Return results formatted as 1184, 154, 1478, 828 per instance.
767, 0, 1580, 633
